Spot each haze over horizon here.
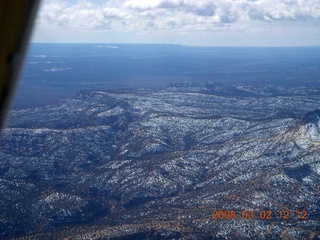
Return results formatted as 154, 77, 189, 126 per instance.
31, 0, 320, 46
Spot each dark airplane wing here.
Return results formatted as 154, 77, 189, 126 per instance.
0, 0, 40, 130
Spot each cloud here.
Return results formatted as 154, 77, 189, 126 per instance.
124, 0, 217, 16
38, 0, 130, 29
245, 0, 320, 21
37, 0, 320, 31
122, 0, 320, 22
33, 0, 320, 45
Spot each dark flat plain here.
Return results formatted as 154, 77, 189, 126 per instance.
13, 43, 320, 109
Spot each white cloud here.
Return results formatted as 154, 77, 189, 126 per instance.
37, 0, 131, 29
124, 0, 217, 16
245, 0, 320, 21
32, 0, 320, 45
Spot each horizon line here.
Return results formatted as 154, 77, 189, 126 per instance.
29, 42, 320, 48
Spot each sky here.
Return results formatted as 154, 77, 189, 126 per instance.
31, 0, 320, 46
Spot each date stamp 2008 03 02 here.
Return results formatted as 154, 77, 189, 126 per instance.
212, 209, 307, 220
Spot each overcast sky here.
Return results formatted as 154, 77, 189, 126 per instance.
31, 0, 320, 46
